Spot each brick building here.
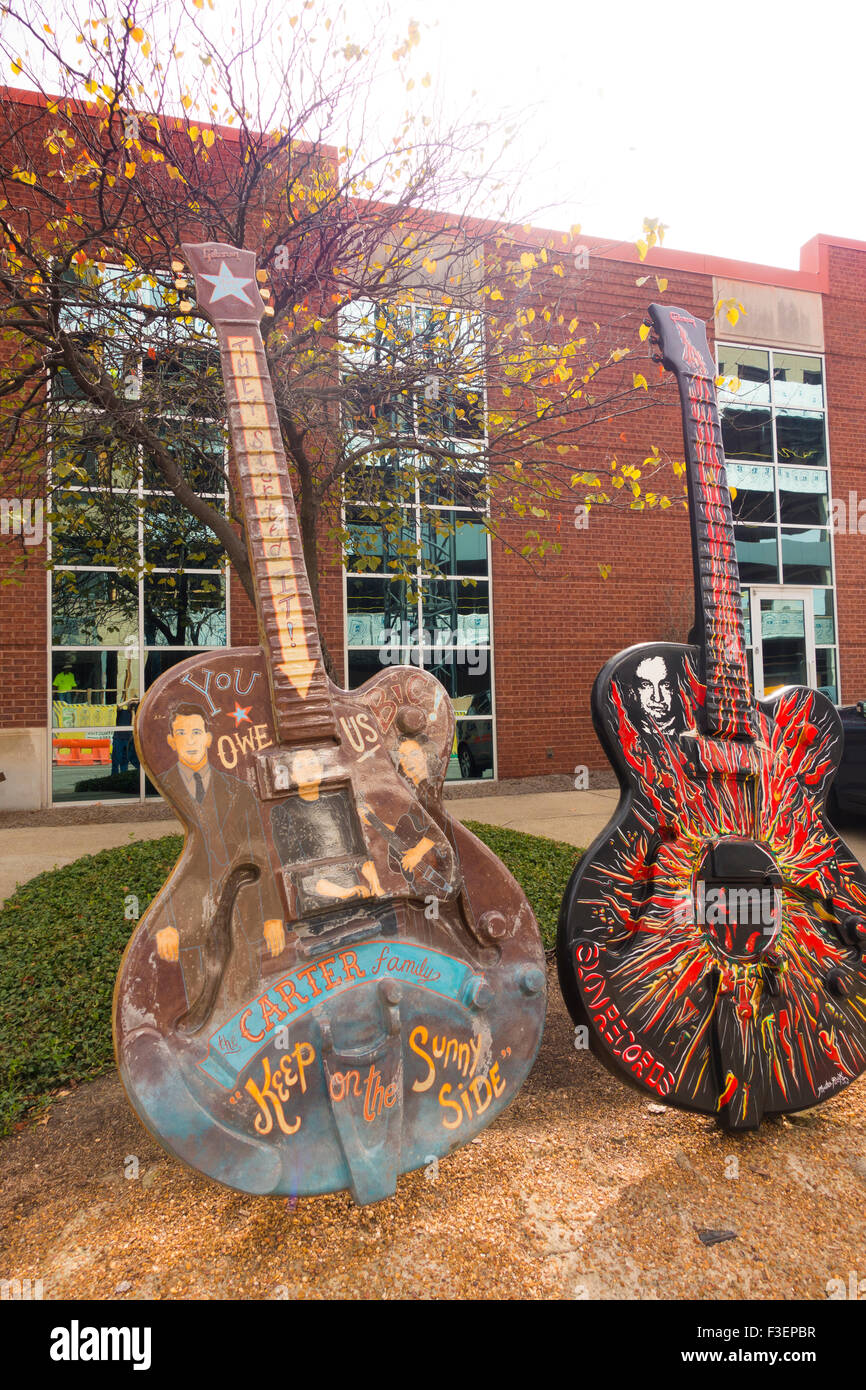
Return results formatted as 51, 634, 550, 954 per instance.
1, 84, 865, 809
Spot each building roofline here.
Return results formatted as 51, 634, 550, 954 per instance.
4, 83, 864, 295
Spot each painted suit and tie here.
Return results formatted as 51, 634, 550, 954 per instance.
152, 706, 285, 1019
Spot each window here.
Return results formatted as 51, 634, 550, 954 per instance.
717, 345, 838, 699
340, 300, 494, 780
49, 265, 228, 802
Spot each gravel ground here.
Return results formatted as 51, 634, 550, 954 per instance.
2, 963, 864, 1302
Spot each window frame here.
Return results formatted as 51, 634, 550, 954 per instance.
339, 296, 498, 782
717, 342, 841, 703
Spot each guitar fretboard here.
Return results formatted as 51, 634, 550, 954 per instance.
674, 321, 754, 740
218, 328, 338, 744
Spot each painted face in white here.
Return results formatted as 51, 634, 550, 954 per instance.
634, 655, 675, 733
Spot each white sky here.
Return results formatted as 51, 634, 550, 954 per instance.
377, 0, 866, 270
6, 0, 864, 270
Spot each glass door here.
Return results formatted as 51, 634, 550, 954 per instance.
749, 587, 816, 699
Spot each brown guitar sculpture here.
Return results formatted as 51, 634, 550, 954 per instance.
112, 243, 546, 1204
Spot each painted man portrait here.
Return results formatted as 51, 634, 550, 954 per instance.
152, 703, 285, 1015
622, 653, 681, 742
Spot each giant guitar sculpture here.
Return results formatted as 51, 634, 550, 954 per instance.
558, 303, 866, 1130
113, 243, 546, 1203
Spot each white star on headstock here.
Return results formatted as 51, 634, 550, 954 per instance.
201, 261, 254, 305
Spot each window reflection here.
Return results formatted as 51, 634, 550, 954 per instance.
735, 526, 779, 584
716, 347, 770, 404
143, 573, 226, 646
50, 490, 139, 566
778, 468, 828, 526
728, 464, 775, 523
421, 511, 488, 575
813, 589, 835, 645
721, 406, 773, 461
346, 576, 416, 646
52, 571, 138, 647
143, 497, 225, 569
773, 354, 823, 411
781, 528, 832, 586
816, 647, 837, 701
776, 410, 826, 468
422, 580, 490, 645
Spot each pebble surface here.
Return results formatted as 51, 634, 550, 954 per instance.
2, 965, 865, 1301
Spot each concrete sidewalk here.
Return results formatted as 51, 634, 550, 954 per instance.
1, 788, 865, 906
0, 790, 617, 906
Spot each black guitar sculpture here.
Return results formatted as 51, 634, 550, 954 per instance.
557, 303, 866, 1130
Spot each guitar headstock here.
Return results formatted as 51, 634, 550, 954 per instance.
645, 303, 714, 382
173, 242, 274, 329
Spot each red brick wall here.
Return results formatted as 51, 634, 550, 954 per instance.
488, 260, 713, 778
822, 246, 866, 702
0, 537, 47, 727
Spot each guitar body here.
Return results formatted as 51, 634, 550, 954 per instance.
559, 642, 866, 1130
115, 651, 545, 1204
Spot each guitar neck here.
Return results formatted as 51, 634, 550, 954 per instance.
216, 321, 338, 744
651, 306, 755, 741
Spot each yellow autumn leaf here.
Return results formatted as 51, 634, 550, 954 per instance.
490, 289, 503, 301
598, 563, 611, 580
189, 125, 200, 141
422, 73, 431, 87
11, 59, 22, 75
422, 257, 437, 274
124, 161, 136, 178
131, 26, 144, 41
181, 94, 193, 111
201, 127, 215, 148
655, 276, 668, 293
726, 306, 740, 326
636, 239, 648, 261
520, 251, 536, 271
639, 323, 651, 341
633, 372, 648, 391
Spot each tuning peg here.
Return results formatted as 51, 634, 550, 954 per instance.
173, 278, 188, 291
179, 299, 194, 313
171, 258, 185, 273
256, 269, 268, 283
260, 287, 271, 301
263, 304, 275, 317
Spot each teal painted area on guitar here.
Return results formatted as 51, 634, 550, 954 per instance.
199, 940, 482, 1085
